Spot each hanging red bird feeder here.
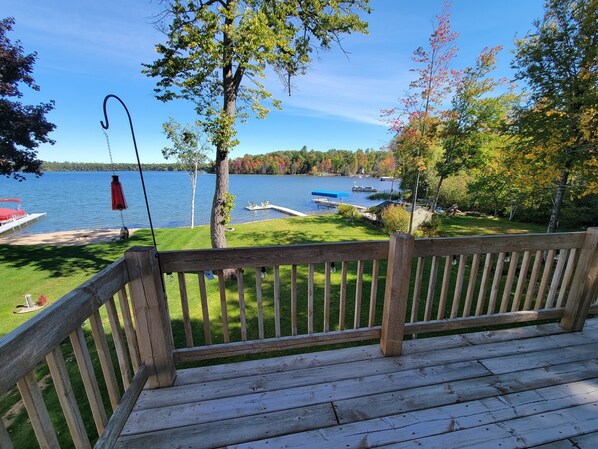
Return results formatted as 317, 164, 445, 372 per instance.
111, 175, 127, 211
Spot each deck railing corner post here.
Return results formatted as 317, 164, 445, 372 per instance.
560, 227, 598, 332
124, 246, 176, 388
380, 233, 414, 356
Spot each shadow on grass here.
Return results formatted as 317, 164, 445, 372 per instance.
0, 230, 155, 277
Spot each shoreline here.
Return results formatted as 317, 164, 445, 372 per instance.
0, 229, 138, 246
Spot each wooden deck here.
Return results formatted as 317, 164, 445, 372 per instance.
115, 318, 598, 449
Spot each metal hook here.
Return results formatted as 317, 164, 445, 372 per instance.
100, 94, 158, 251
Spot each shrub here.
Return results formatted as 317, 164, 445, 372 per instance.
416, 214, 443, 238
367, 192, 402, 201
338, 204, 357, 219
380, 205, 410, 234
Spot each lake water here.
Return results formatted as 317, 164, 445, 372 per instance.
0, 172, 401, 235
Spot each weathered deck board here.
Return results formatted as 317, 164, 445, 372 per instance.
135, 331, 591, 410
114, 319, 598, 449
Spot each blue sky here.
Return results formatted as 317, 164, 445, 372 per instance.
4, 0, 545, 164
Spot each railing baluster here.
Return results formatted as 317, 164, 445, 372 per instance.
476, 253, 493, 316
236, 268, 248, 341
255, 268, 265, 339
117, 287, 140, 372
89, 311, 121, 411
274, 266, 281, 337
487, 252, 506, 315
354, 260, 364, 328
69, 327, 107, 435
500, 252, 520, 313
197, 271, 212, 345
512, 251, 532, 312
0, 419, 13, 449
556, 248, 577, 308
105, 296, 133, 389
369, 259, 380, 327
217, 272, 230, 343
535, 249, 556, 309
463, 253, 481, 317
524, 250, 543, 310
411, 257, 424, 322
291, 264, 298, 336
424, 256, 439, 321
17, 371, 60, 449
450, 255, 467, 318
177, 273, 194, 348
546, 249, 568, 308
324, 262, 331, 332
338, 261, 348, 330
308, 263, 314, 334
438, 256, 452, 319
46, 346, 91, 449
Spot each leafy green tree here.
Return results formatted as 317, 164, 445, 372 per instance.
162, 118, 209, 228
0, 17, 55, 180
144, 1, 370, 248
431, 46, 513, 212
511, 0, 598, 232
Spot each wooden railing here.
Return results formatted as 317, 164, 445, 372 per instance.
159, 240, 392, 361
0, 258, 147, 449
159, 228, 598, 362
0, 228, 596, 449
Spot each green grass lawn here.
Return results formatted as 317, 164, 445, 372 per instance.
440, 215, 546, 236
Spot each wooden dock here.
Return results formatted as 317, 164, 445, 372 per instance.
312, 198, 367, 210
115, 319, 598, 448
245, 204, 307, 217
0, 213, 46, 235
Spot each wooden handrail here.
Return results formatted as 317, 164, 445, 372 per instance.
413, 232, 585, 257
0, 258, 129, 397
159, 240, 390, 273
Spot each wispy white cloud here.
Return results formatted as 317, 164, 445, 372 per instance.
266, 63, 412, 128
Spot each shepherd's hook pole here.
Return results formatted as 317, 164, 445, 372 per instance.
100, 94, 158, 251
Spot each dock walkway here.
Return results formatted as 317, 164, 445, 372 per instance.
0, 213, 46, 235
312, 198, 367, 210
245, 204, 307, 217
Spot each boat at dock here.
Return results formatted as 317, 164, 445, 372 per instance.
0, 198, 46, 235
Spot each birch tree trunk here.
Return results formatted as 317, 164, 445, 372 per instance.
547, 169, 569, 234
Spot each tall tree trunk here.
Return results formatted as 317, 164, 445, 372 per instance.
211, 18, 237, 250
408, 170, 421, 233
431, 175, 445, 213
547, 170, 569, 234
190, 161, 197, 229
211, 147, 229, 248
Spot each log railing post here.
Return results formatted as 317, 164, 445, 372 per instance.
125, 247, 176, 388
380, 233, 414, 356
561, 228, 598, 332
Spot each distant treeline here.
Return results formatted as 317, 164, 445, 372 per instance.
229, 147, 395, 176
41, 162, 212, 172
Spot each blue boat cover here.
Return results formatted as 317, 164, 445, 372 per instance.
311, 190, 349, 198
